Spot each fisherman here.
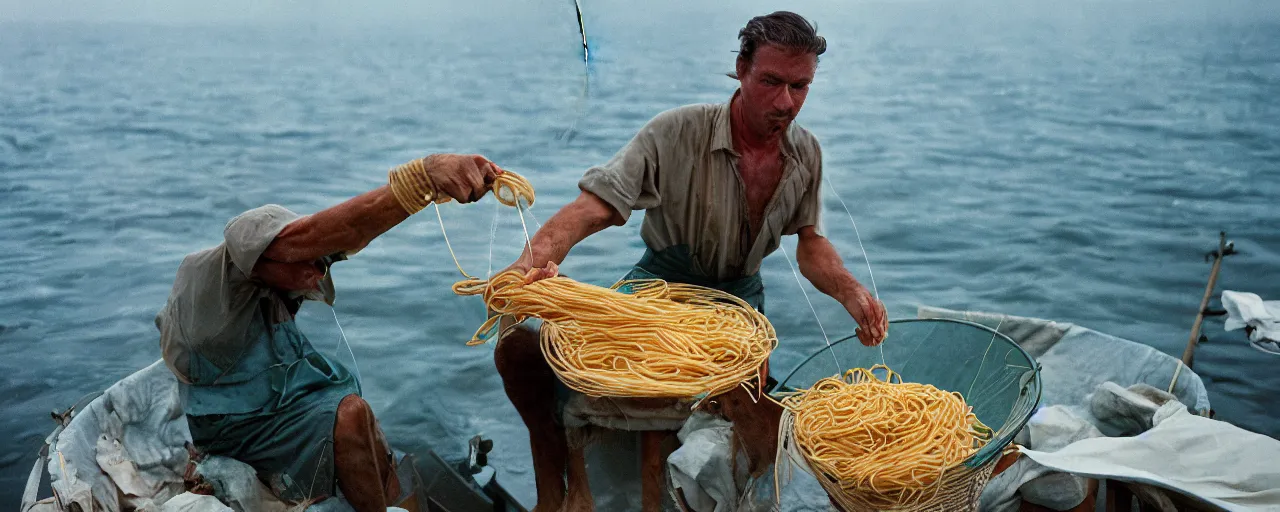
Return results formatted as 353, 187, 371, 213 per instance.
156, 154, 506, 511
494, 11, 889, 511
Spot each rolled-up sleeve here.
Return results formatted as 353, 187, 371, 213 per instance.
223, 204, 303, 276
785, 142, 825, 237
578, 111, 677, 222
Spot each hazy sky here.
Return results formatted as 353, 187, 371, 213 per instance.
2, 0, 1269, 24
0, 0, 578, 24
2, 0, 1276, 26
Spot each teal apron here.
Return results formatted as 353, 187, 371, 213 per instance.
620, 245, 765, 313
182, 305, 360, 502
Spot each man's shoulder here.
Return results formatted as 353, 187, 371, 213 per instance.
176, 244, 228, 273
787, 122, 821, 152
787, 122, 823, 166
648, 102, 720, 128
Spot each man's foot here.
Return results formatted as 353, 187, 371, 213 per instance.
561, 489, 595, 512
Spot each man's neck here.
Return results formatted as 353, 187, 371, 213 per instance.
730, 93, 782, 154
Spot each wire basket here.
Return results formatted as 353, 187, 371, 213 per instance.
774, 318, 1042, 511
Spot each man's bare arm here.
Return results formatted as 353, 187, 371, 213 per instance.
261, 185, 409, 264
509, 190, 625, 278
795, 226, 887, 345
262, 154, 502, 264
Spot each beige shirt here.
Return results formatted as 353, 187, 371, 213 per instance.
579, 91, 825, 282
155, 205, 336, 383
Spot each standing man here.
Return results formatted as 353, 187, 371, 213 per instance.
158, 154, 504, 511
495, 11, 888, 511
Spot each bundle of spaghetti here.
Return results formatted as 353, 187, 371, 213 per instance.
775, 365, 993, 510
453, 270, 778, 399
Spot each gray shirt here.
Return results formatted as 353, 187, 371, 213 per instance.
156, 205, 336, 383
578, 91, 825, 282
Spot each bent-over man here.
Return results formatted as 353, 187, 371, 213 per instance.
157, 154, 506, 511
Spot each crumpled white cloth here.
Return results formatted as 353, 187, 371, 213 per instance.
1222, 290, 1280, 355
36, 360, 363, 512
1017, 397, 1280, 511
159, 493, 235, 512
666, 412, 783, 512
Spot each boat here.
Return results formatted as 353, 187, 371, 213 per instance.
20, 234, 1277, 512
18, 359, 530, 512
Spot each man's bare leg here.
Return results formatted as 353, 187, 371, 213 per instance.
495, 324, 569, 511
334, 394, 400, 512
640, 430, 674, 512
563, 440, 594, 512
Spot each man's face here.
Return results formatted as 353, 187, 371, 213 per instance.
736, 44, 817, 137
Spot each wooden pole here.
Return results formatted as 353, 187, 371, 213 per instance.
1181, 232, 1229, 368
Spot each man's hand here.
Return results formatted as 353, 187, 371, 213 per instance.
794, 227, 889, 347
423, 153, 503, 204
499, 258, 560, 283
522, 261, 559, 284
843, 286, 888, 346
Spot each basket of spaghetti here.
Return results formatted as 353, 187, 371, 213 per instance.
773, 318, 1042, 511
454, 272, 777, 399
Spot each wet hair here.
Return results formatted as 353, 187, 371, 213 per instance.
729, 11, 826, 79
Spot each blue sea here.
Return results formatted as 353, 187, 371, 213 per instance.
2, 0, 1278, 508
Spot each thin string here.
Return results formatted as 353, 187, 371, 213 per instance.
331, 307, 363, 386
824, 176, 879, 300
514, 199, 535, 264
966, 318, 1003, 398
779, 243, 842, 374
487, 194, 501, 279
434, 202, 476, 280
822, 176, 887, 365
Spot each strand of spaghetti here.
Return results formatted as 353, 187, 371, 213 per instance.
432, 171, 537, 281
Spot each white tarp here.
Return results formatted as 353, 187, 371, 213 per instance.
1019, 399, 1280, 511
914, 306, 1277, 511
1222, 290, 1280, 355
30, 359, 359, 512
46, 360, 189, 512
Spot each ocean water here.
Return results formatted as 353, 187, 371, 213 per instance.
2, 0, 1278, 508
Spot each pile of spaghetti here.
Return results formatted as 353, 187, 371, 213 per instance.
776, 365, 994, 510
454, 272, 777, 399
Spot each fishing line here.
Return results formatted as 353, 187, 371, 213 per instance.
823, 176, 880, 301
558, 0, 592, 141
780, 178, 887, 369
823, 176, 888, 365
966, 318, 1003, 398
488, 195, 501, 279
780, 243, 842, 374
331, 306, 363, 387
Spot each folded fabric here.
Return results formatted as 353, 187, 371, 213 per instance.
1222, 290, 1280, 355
